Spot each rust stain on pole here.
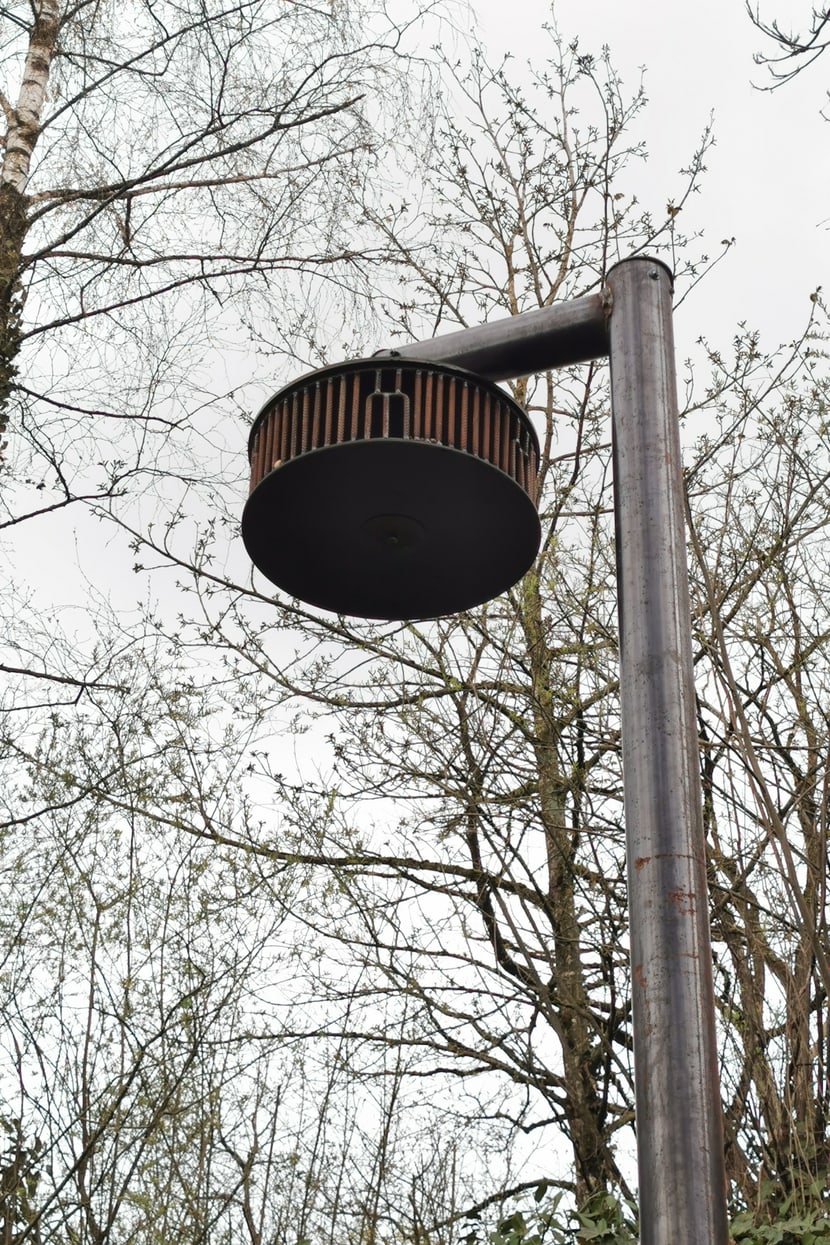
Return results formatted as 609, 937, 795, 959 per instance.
667, 886, 697, 916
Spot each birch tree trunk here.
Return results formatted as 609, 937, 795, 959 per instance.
0, 0, 60, 433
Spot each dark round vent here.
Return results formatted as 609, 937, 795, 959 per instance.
242, 357, 540, 619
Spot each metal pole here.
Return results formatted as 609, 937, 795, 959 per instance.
606, 258, 728, 1244
370, 255, 728, 1233
373, 289, 609, 381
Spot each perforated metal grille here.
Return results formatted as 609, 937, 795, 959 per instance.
248, 361, 538, 505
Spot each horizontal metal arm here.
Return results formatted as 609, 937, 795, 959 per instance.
374, 290, 611, 382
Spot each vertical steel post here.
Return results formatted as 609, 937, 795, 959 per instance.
606, 257, 728, 1244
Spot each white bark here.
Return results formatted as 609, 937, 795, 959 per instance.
1, 0, 61, 193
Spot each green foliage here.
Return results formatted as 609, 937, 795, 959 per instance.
571, 1194, 638, 1244
730, 1192, 830, 1245
466, 1189, 830, 1245
464, 1188, 638, 1245
0, 1119, 42, 1239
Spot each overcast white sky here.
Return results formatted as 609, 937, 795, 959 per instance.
476, 0, 828, 355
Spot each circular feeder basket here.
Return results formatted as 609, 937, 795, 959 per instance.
242, 357, 540, 620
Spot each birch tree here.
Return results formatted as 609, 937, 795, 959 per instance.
0, 3, 461, 1241
0, 0, 423, 517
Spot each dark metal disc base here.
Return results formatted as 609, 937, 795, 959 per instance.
242, 439, 540, 620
